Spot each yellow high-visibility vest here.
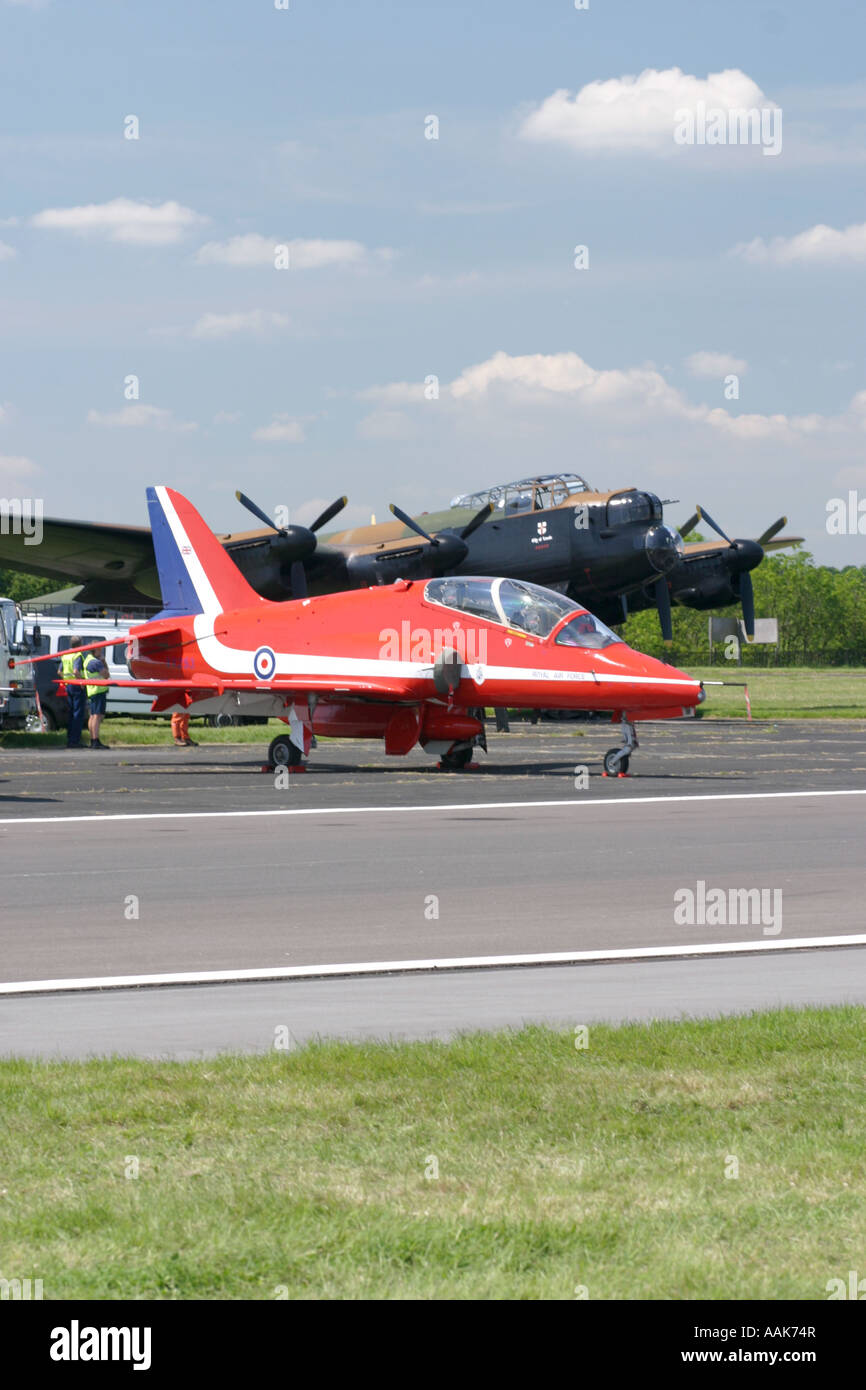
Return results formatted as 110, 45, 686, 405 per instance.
59, 650, 82, 681
82, 653, 109, 697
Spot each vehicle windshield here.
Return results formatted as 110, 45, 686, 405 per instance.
0, 600, 16, 648
554, 612, 622, 650
425, 576, 579, 639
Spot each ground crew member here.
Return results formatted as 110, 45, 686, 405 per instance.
83, 648, 111, 749
59, 641, 85, 748
171, 710, 198, 747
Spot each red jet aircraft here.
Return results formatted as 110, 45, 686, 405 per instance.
35, 486, 706, 775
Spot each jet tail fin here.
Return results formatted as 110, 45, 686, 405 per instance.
146, 485, 263, 617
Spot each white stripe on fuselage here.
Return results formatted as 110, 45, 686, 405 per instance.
153, 488, 700, 693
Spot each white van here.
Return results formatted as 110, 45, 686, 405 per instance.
22, 607, 152, 729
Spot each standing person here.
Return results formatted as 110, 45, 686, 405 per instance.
83, 647, 111, 749
171, 710, 198, 747
59, 640, 86, 748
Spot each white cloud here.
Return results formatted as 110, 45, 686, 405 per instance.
0, 241, 17, 261
357, 381, 426, 404
519, 67, 773, 155
30, 198, 206, 245
685, 351, 747, 378
251, 414, 305, 443
86, 404, 197, 433
189, 310, 289, 340
194, 234, 370, 269
0, 454, 38, 486
356, 410, 415, 441
732, 220, 866, 265
366, 348, 866, 451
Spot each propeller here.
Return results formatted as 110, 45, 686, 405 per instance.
388, 503, 439, 546
757, 516, 787, 546
695, 503, 763, 641
695, 505, 733, 546
234, 490, 348, 599
384, 500, 494, 575
653, 576, 673, 646
736, 571, 755, 641
677, 512, 700, 540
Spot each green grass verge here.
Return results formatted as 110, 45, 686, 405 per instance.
685, 666, 866, 720
1, 1008, 864, 1299
1, 668, 862, 747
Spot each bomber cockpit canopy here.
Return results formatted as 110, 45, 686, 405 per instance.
424, 576, 621, 647
450, 474, 591, 517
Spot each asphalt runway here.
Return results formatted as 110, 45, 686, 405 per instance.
1, 719, 864, 1056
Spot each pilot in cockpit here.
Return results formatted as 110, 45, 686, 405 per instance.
439, 580, 461, 609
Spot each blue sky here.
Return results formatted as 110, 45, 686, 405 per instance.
1, 0, 864, 563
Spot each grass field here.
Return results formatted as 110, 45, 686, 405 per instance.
1, 1008, 864, 1300
687, 666, 866, 720
1, 668, 864, 748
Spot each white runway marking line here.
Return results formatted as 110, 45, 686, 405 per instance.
3, 933, 866, 997
0, 787, 865, 827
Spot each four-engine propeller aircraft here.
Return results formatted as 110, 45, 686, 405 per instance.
0, 472, 801, 642
22, 486, 706, 775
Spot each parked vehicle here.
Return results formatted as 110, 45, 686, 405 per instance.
0, 596, 37, 729
21, 603, 156, 730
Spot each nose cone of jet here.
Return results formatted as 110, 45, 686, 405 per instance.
645, 524, 685, 574
596, 645, 703, 709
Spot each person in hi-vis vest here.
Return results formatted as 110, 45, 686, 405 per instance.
83, 649, 111, 749
58, 641, 86, 748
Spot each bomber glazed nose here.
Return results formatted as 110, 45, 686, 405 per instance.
644, 524, 684, 574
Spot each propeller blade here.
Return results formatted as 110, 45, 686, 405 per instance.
654, 576, 673, 646
739, 570, 755, 641
290, 560, 308, 600
677, 512, 700, 540
309, 496, 348, 533
757, 516, 786, 546
235, 490, 286, 535
389, 503, 439, 546
460, 501, 494, 541
695, 505, 733, 547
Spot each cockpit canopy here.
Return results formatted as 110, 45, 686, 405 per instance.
424, 576, 622, 647
450, 474, 590, 516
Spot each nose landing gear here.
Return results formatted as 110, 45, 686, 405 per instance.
602, 717, 638, 778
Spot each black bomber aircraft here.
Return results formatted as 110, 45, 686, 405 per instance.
0, 472, 801, 640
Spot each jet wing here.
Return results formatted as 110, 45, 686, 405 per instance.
63, 675, 418, 700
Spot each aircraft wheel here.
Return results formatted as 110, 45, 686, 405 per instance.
268, 734, 303, 768
439, 744, 475, 772
603, 748, 629, 776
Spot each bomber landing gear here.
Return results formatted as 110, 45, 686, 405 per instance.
602, 719, 638, 778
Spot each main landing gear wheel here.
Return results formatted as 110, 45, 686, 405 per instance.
438, 744, 476, 772
268, 734, 303, 768
603, 749, 629, 776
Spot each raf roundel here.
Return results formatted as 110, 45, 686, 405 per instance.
253, 646, 277, 680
